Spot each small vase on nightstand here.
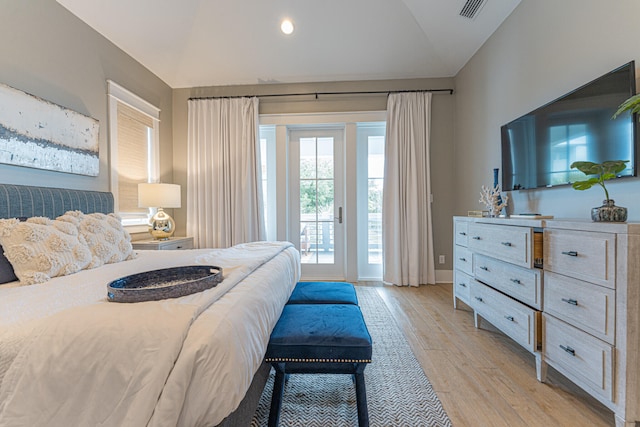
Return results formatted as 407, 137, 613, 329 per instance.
591, 199, 627, 222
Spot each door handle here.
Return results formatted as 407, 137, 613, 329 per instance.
335, 207, 343, 224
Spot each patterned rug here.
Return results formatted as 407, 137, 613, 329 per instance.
251, 287, 452, 427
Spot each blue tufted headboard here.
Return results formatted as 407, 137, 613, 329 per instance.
0, 184, 114, 219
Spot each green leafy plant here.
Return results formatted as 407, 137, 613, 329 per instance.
613, 94, 640, 120
570, 160, 629, 201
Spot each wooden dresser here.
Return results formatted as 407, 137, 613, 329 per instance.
453, 216, 640, 427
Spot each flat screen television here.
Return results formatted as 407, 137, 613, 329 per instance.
501, 61, 637, 191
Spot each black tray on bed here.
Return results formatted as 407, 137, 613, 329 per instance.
107, 265, 223, 303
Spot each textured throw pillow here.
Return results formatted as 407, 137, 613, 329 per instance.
57, 211, 135, 268
0, 217, 93, 285
0, 217, 26, 284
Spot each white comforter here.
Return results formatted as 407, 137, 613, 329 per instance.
0, 241, 300, 427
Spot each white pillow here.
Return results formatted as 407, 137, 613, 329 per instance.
57, 211, 135, 268
0, 217, 93, 285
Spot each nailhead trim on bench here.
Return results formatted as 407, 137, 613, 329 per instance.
265, 357, 372, 363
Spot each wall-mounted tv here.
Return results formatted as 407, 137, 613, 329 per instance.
501, 61, 637, 191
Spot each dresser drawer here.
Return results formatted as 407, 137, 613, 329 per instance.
470, 280, 540, 353
544, 271, 614, 344
132, 237, 194, 250
544, 229, 615, 289
474, 254, 542, 310
453, 270, 472, 304
454, 220, 469, 247
543, 314, 613, 402
468, 223, 533, 269
454, 245, 474, 276
161, 240, 193, 250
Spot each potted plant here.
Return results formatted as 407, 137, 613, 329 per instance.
570, 160, 629, 222
613, 94, 640, 120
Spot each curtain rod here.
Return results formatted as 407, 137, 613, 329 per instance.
188, 88, 454, 101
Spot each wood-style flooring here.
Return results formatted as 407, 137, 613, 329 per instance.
357, 282, 614, 427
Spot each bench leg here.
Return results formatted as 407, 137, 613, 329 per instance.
354, 364, 369, 427
269, 364, 286, 427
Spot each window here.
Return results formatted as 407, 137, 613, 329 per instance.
107, 81, 160, 231
259, 125, 277, 241
357, 122, 385, 279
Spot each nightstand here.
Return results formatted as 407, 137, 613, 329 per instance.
131, 236, 194, 251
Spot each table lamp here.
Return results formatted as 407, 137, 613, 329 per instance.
138, 183, 181, 240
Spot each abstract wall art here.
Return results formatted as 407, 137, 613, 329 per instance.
0, 83, 99, 176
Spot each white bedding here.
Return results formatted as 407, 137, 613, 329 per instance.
0, 241, 300, 427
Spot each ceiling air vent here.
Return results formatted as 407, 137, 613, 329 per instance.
459, 0, 487, 19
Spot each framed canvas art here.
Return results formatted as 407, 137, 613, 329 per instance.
0, 83, 99, 176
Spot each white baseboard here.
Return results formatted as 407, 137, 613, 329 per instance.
304, 269, 453, 285
435, 269, 452, 284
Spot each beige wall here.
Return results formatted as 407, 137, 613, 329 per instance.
5, 0, 639, 276
1, 0, 456, 274
0, 0, 173, 193
455, 0, 640, 220
172, 78, 456, 271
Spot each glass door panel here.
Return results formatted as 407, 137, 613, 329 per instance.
357, 123, 385, 279
290, 128, 344, 279
367, 135, 384, 265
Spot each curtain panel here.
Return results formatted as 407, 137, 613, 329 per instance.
187, 97, 265, 248
382, 92, 435, 286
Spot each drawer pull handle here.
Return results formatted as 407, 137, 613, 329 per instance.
459, 232, 467, 236
472, 236, 481, 240
510, 278, 521, 284
501, 241, 512, 247
559, 345, 576, 356
459, 257, 467, 262
562, 250, 578, 257
479, 266, 489, 271
475, 296, 483, 302
504, 315, 514, 322
459, 283, 467, 288
562, 298, 578, 306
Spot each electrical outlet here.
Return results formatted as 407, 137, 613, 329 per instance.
439, 255, 445, 264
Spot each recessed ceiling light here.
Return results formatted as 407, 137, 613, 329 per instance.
281, 19, 294, 35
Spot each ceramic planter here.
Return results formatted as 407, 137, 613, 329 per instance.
591, 199, 627, 222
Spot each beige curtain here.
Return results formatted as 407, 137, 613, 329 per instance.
187, 97, 265, 248
382, 92, 435, 286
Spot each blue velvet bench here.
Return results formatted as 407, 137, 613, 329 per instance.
265, 304, 373, 427
287, 281, 359, 305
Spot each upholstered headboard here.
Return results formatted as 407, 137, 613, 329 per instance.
0, 184, 114, 219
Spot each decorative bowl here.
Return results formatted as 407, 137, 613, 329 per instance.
107, 265, 223, 303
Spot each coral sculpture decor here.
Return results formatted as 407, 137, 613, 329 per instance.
479, 184, 509, 217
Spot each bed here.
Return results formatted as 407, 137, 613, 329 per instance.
0, 184, 300, 427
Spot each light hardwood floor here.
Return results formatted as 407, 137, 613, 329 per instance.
357, 282, 615, 427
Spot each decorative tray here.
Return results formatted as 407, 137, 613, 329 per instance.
107, 265, 223, 303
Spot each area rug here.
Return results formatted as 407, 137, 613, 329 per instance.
251, 287, 452, 426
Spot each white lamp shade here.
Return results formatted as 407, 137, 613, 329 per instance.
138, 183, 181, 208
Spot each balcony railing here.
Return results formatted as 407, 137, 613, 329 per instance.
300, 213, 381, 264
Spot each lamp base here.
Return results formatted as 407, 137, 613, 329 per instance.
148, 208, 176, 240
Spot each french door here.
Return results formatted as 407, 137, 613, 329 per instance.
288, 127, 345, 280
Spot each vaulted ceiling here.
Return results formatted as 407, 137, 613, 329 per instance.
56, 0, 522, 88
